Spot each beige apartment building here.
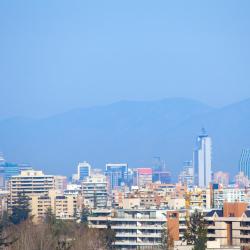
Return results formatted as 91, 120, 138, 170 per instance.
30, 189, 79, 222
205, 202, 250, 248
8, 170, 55, 207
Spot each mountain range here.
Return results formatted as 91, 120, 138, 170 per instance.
0, 97, 249, 179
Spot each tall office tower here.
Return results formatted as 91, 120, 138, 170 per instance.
193, 128, 212, 187
105, 163, 128, 191
8, 170, 55, 207
178, 161, 194, 187
77, 161, 91, 181
133, 168, 152, 187
81, 175, 108, 209
239, 149, 250, 179
213, 171, 229, 187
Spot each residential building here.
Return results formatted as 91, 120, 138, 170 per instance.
205, 202, 250, 248
211, 185, 250, 209
88, 208, 185, 249
30, 189, 80, 222
54, 175, 67, 193
8, 170, 55, 207
81, 175, 108, 209
193, 128, 212, 187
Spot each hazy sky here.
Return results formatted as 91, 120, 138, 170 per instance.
1, 0, 250, 118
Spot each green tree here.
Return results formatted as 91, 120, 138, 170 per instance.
10, 191, 31, 225
184, 210, 207, 250
80, 207, 90, 225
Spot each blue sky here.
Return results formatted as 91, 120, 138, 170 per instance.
1, 0, 250, 118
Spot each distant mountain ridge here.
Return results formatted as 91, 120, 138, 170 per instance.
0, 98, 249, 179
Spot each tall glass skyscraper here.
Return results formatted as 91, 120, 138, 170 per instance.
239, 149, 250, 179
193, 128, 212, 187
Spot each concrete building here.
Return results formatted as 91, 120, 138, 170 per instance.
8, 170, 55, 207
30, 189, 80, 222
211, 185, 250, 209
133, 168, 152, 187
90, 208, 165, 248
81, 175, 108, 209
193, 128, 212, 188
54, 175, 67, 193
205, 202, 250, 248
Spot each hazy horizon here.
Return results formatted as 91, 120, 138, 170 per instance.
1, 1, 250, 118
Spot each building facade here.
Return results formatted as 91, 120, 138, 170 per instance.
77, 161, 91, 181
105, 163, 128, 191
81, 175, 108, 209
8, 170, 55, 207
239, 149, 250, 179
193, 129, 212, 188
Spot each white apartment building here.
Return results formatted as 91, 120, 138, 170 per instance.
81, 174, 108, 209
88, 209, 187, 249
212, 187, 250, 209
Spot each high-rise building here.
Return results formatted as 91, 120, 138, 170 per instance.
193, 128, 212, 187
105, 163, 128, 191
77, 161, 91, 181
81, 175, 108, 209
178, 161, 194, 187
239, 149, 250, 179
8, 170, 55, 207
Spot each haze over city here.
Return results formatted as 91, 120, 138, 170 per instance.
1, 1, 250, 250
